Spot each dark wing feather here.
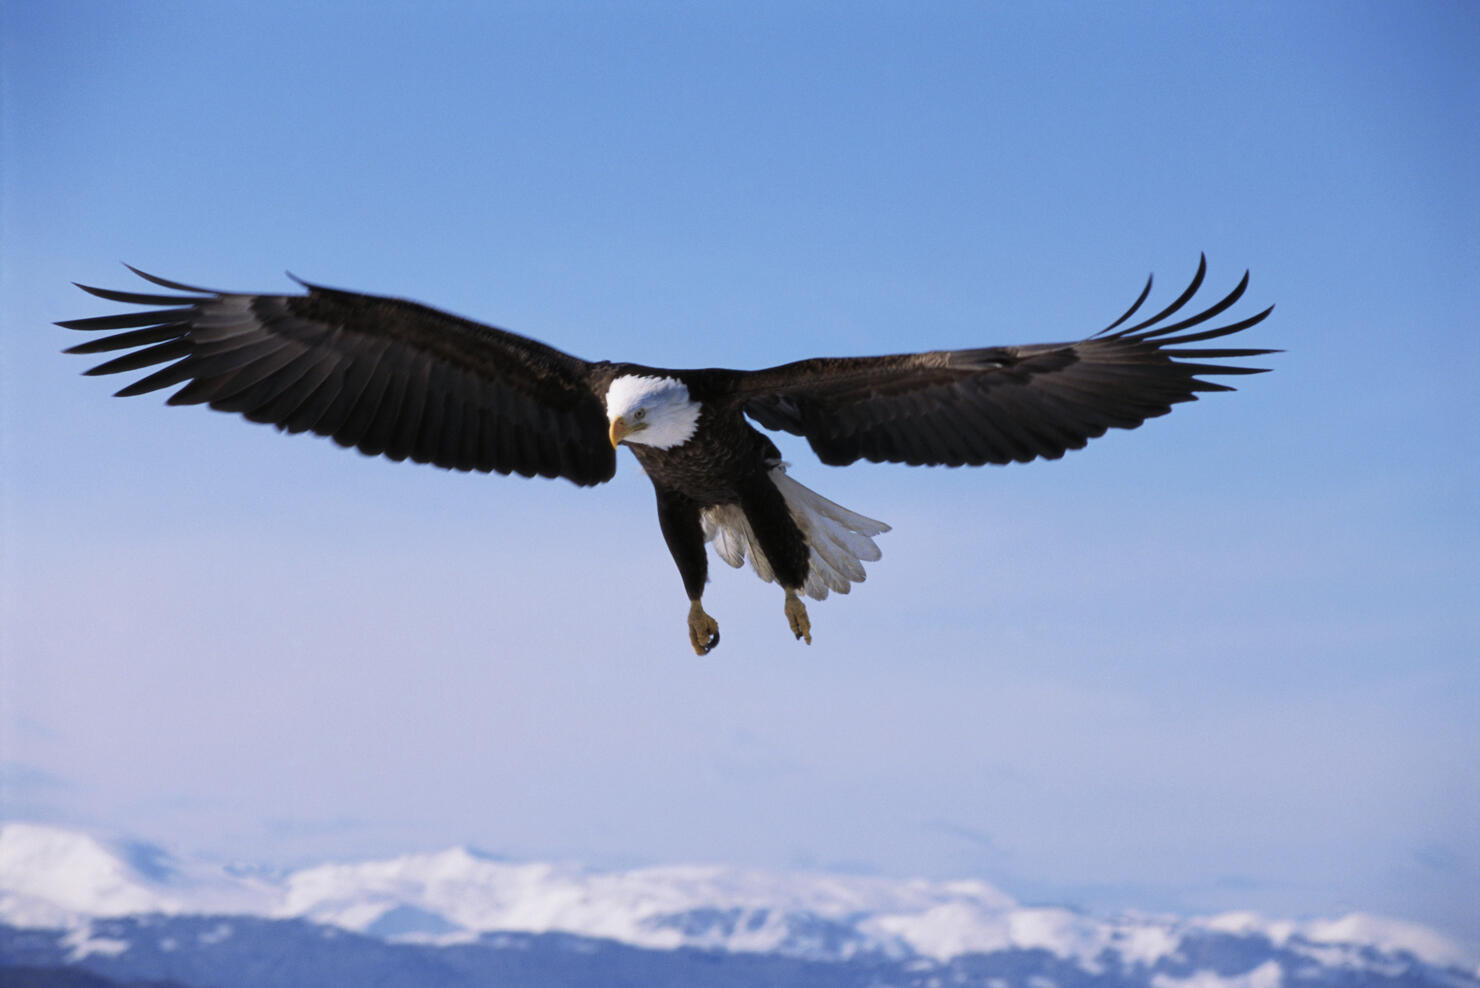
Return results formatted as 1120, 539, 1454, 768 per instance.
58, 268, 618, 486
729, 255, 1276, 467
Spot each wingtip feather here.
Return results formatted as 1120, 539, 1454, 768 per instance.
122, 264, 217, 294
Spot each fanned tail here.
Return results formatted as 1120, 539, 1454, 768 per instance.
700, 465, 890, 601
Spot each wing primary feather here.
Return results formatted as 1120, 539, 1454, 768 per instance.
484, 387, 512, 473
413, 368, 451, 466
1095, 272, 1154, 335
359, 373, 409, 457
455, 395, 482, 472
1167, 347, 1276, 359
177, 337, 288, 380
281, 361, 349, 434
437, 391, 467, 470
64, 325, 188, 354
1115, 254, 1207, 336
72, 283, 209, 306
121, 265, 219, 294
385, 357, 430, 462
213, 352, 318, 417
57, 308, 197, 331
273, 354, 344, 431
428, 366, 470, 470
927, 388, 986, 464
258, 354, 343, 431
1156, 306, 1277, 349
972, 386, 1061, 461
176, 345, 307, 408
113, 360, 196, 398
535, 410, 565, 477
1173, 362, 1270, 381
325, 347, 390, 447
512, 417, 543, 478
331, 350, 396, 449
906, 393, 958, 464
1128, 270, 1249, 341
474, 405, 503, 472
82, 340, 192, 376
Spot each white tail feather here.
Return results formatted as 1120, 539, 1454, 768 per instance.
700, 465, 890, 601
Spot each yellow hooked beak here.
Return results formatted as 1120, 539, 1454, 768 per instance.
609, 415, 646, 448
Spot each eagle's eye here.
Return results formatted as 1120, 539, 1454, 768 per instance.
634, 409, 647, 420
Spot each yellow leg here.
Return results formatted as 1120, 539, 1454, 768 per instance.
688, 600, 720, 656
784, 590, 812, 645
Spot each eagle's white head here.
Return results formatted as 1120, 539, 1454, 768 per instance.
605, 374, 702, 450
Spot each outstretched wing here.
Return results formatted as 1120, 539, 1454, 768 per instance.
58, 268, 618, 486
729, 256, 1276, 467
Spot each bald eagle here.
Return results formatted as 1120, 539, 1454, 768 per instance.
59, 256, 1273, 654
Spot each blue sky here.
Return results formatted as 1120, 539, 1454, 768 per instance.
2, 0, 1476, 949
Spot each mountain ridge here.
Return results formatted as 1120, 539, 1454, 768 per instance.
2, 821, 1474, 987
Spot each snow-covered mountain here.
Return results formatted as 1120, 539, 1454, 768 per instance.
1, 822, 1474, 988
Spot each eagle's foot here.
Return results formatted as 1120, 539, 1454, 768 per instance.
784, 591, 812, 645
688, 600, 720, 656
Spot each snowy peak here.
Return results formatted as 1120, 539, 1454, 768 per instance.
1202, 911, 1477, 976
0, 822, 177, 921
0, 823, 272, 929
1, 821, 1474, 980
278, 847, 1020, 957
